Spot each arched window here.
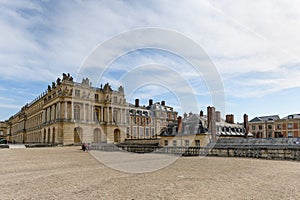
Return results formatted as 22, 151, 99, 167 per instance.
74, 105, 80, 120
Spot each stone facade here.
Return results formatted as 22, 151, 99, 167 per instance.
6, 73, 178, 145
128, 99, 178, 139
249, 115, 279, 138
0, 121, 8, 141
274, 114, 300, 138
7, 73, 128, 145
160, 107, 250, 148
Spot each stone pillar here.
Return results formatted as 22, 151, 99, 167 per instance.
64, 102, 67, 119
124, 109, 127, 125
107, 107, 110, 124
100, 106, 103, 122
111, 107, 113, 123
42, 110, 46, 123
71, 102, 74, 120
57, 102, 61, 119
83, 103, 86, 122
120, 109, 123, 124
90, 105, 93, 122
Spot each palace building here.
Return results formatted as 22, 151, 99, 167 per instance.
5, 73, 177, 145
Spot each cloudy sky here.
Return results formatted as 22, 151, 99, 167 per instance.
0, 0, 300, 122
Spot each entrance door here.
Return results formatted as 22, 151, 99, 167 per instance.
114, 129, 120, 143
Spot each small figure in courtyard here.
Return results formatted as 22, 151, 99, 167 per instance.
81, 143, 86, 151
87, 143, 91, 151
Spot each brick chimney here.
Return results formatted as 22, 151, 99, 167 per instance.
243, 114, 249, 138
149, 99, 153, 106
216, 111, 221, 122
177, 116, 182, 134
226, 114, 234, 124
207, 106, 217, 142
135, 99, 139, 107
161, 100, 165, 106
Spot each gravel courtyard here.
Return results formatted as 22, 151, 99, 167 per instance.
0, 147, 299, 200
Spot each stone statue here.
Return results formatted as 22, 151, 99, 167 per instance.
56, 78, 61, 85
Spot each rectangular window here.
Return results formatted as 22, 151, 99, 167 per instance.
126, 127, 130, 137
277, 124, 281, 129
252, 126, 256, 131
139, 127, 144, 138
259, 125, 263, 130
185, 140, 189, 147
173, 140, 177, 147
133, 127, 137, 137
0, 131, 3, 135
145, 128, 149, 137
268, 125, 272, 130
164, 140, 168, 146
113, 96, 117, 103
288, 131, 293, 138
75, 89, 80, 97
195, 140, 200, 147
288, 123, 293, 129
95, 94, 99, 101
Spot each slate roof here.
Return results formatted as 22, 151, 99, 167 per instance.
249, 115, 280, 123
282, 114, 300, 119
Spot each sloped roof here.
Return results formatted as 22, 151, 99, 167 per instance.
249, 115, 280, 122
282, 114, 300, 119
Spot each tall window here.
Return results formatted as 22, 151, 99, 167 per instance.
277, 124, 281, 129
185, 140, 190, 147
75, 89, 80, 97
139, 127, 144, 138
94, 109, 99, 122
94, 94, 99, 101
145, 128, 149, 137
74, 105, 80, 120
173, 140, 177, 147
288, 123, 293, 129
133, 127, 137, 138
164, 140, 168, 146
113, 96, 118, 103
259, 125, 263, 130
268, 125, 272, 130
288, 131, 293, 138
195, 140, 200, 147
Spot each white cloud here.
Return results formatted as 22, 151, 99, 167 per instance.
0, 0, 300, 118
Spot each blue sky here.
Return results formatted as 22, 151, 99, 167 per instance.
0, 0, 300, 122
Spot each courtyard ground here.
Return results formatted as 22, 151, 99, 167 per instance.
0, 147, 299, 200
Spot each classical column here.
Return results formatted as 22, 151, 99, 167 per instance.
52, 104, 56, 121
64, 102, 68, 119
124, 109, 127, 125
71, 102, 74, 120
90, 105, 93, 122
47, 107, 51, 122
111, 107, 114, 124
57, 102, 61, 120
120, 108, 123, 124
107, 107, 110, 124
83, 103, 86, 122
100, 106, 103, 122
42, 110, 45, 123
